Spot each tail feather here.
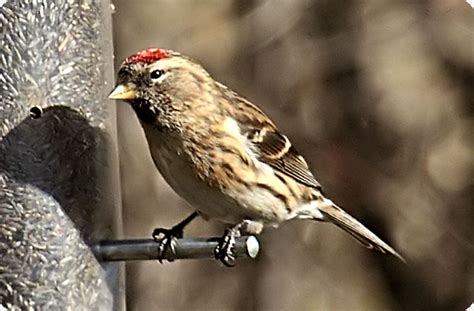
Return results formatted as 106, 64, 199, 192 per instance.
317, 200, 406, 263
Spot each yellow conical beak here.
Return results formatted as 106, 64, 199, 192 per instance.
108, 84, 137, 100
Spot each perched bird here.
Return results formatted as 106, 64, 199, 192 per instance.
109, 48, 404, 265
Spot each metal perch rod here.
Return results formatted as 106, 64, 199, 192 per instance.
92, 236, 260, 262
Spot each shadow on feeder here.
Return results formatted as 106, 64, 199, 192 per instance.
0, 105, 110, 239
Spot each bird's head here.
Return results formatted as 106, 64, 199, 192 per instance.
109, 48, 212, 124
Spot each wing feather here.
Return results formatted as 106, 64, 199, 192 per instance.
246, 128, 322, 190
217, 83, 321, 190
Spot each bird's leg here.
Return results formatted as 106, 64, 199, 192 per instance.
152, 211, 199, 262
214, 221, 248, 267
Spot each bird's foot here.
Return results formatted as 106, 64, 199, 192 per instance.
152, 212, 199, 263
152, 225, 184, 263
214, 225, 242, 267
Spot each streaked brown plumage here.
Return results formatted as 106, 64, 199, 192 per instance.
109, 48, 404, 263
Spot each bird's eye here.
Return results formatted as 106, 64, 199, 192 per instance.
150, 69, 164, 80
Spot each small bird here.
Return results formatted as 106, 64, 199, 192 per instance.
109, 48, 404, 265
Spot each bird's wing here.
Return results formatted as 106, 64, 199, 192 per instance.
219, 84, 321, 190
245, 126, 322, 190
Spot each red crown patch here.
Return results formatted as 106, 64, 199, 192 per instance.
125, 48, 171, 64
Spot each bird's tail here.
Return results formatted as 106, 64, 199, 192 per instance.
315, 198, 405, 263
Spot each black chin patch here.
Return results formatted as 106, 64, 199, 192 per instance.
131, 100, 159, 124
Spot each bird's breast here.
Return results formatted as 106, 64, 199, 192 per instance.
140, 122, 251, 224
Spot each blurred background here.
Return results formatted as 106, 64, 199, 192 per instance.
111, 1, 473, 310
